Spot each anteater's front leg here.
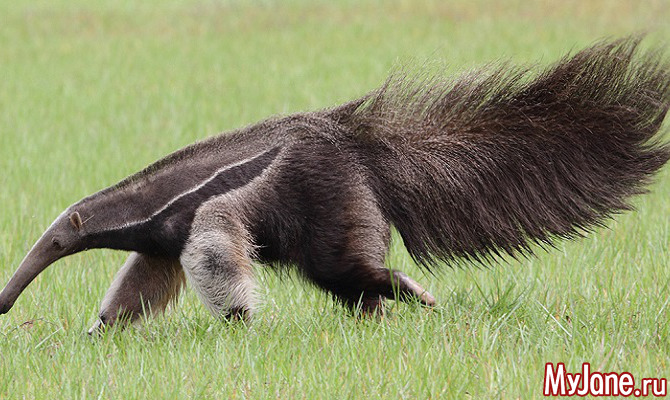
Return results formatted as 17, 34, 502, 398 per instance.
88, 252, 185, 334
180, 203, 257, 322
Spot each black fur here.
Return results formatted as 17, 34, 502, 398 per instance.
340, 37, 670, 267
244, 37, 670, 305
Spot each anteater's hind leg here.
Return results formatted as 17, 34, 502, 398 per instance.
300, 185, 435, 314
180, 201, 257, 322
305, 260, 436, 314
368, 269, 436, 307
88, 252, 185, 334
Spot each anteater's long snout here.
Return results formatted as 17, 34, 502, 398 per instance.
0, 234, 65, 315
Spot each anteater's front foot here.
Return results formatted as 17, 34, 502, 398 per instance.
223, 307, 252, 323
87, 313, 125, 335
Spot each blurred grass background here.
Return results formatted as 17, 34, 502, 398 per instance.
0, 1, 668, 398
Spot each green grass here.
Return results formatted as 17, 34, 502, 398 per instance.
1, 1, 669, 398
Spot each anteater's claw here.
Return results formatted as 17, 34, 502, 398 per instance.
87, 319, 104, 336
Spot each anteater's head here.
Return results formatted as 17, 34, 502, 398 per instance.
0, 210, 86, 315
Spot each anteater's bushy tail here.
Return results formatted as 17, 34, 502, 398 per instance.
336, 37, 670, 267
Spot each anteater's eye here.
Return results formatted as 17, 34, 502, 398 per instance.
51, 237, 64, 250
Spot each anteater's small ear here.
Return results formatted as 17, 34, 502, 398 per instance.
69, 212, 83, 230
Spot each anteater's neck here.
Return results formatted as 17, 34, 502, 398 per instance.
71, 123, 285, 257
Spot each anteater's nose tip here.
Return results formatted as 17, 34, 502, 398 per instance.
0, 298, 12, 315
